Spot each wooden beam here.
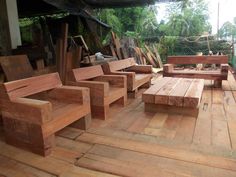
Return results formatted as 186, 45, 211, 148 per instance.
167, 55, 228, 64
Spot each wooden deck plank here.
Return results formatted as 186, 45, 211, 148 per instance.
0, 141, 71, 176
77, 133, 236, 171
0, 155, 55, 177
193, 118, 211, 146
86, 144, 236, 177
211, 119, 231, 149
147, 113, 168, 129
77, 153, 176, 177
174, 116, 196, 143
212, 89, 224, 104
228, 120, 236, 150
223, 91, 236, 106
211, 104, 227, 121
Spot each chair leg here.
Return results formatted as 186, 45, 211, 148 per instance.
91, 105, 109, 120
140, 80, 151, 88
128, 89, 138, 98
114, 94, 127, 106
3, 117, 54, 156
70, 114, 91, 130
213, 80, 222, 88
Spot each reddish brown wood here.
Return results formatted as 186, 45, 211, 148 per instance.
167, 55, 228, 64
0, 72, 91, 156
163, 56, 229, 87
102, 58, 152, 94
67, 65, 127, 120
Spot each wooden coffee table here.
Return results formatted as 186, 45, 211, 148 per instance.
142, 77, 204, 117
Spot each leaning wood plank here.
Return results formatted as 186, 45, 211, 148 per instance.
142, 77, 172, 103
0, 55, 34, 81
155, 78, 182, 105
77, 132, 236, 171
183, 79, 204, 108
168, 78, 193, 106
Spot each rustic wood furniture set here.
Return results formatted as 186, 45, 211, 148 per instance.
0, 55, 229, 156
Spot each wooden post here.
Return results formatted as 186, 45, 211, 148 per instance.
56, 23, 68, 84
0, 0, 12, 55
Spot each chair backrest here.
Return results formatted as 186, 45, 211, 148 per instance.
106, 58, 136, 72
72, 65, 104, 81
167, 55, 228, 64
0, 73, 62, 100
0, 55, 34, 81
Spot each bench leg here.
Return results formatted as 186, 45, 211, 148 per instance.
128, 89, 138, 98
70, 114, 91, 130
213, 80, 222, 88
91, 105, 109, 120
2, 117, 55, 156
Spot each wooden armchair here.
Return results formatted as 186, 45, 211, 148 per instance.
102, 58, 152, 97
67, 65, 127, 120
0, 73, 91, 156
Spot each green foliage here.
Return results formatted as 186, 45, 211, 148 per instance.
161, 0, 211, 36
96, 6, 158, 38
219, 21, 236, 39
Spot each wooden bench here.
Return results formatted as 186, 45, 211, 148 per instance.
102, 58, 152, 97
0, 73, 91, 156
142, 77, 204, 117
163, 55, 229, 87
67, 65, 127, 120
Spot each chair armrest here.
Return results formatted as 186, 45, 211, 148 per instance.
48, 86, 90, 104
66, 80, 109, 97
163, 64, 174, 73
111, 71, 135, 82
220, 64, 229, 73
1, 97, 52, 124
93, 75, 127, 88
126, 65, 153, 73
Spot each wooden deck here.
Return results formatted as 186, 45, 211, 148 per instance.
1, 72, 236, 177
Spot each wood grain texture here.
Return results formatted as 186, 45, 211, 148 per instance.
167, 55, 228, 64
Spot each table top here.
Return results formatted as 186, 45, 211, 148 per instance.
142, 77, 204, 108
